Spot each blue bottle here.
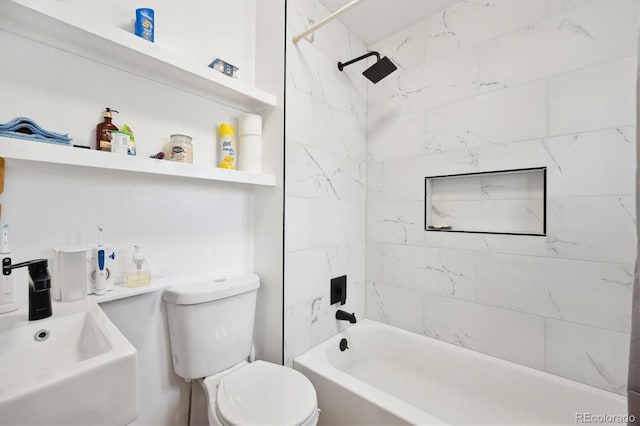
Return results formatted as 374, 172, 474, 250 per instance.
135, 8, 154, 42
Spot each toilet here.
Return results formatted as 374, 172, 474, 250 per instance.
163, 273, 319, 426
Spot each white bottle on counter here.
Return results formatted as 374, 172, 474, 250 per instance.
0, 224, 17, 314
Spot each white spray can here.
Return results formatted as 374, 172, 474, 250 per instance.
218, 124, 237, 169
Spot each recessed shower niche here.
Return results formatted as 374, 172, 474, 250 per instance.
425, 167, 546, 236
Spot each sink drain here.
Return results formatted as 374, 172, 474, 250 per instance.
34, 329, 50, 342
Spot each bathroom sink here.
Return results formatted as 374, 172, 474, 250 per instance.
0, 300, 137, 425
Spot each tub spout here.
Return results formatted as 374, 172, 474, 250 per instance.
336, 309, 357, 323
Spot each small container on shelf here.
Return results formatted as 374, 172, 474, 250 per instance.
168, 134, 193, 164
96, 107, 119, 152
110, 131, 130, 155
218, 124, 236, 169
122, 124, 136, 156
238, 113, 263, 173
125, 245, 151, 288
135, 8, 154, 42
208, 58, 239, 78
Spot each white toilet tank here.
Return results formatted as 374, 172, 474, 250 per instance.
163, 273, 260, 380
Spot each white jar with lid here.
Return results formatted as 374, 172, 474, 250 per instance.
110, 131, 130, 155
169, 134, 193, 163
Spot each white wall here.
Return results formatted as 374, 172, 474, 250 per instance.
366, 0, 637, 394
0, 1, 284, 424
253, 0, 286, 364
284, 0, 367, 365
60, 0, 256, 86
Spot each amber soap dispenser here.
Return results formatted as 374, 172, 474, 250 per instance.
96, 107, 119, 151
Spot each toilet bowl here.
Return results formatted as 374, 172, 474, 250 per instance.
163, 274, 319, 426
201, 360, 318, 426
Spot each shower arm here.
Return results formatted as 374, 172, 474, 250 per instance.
337, 51, 381, 71
292, 0, 369, 44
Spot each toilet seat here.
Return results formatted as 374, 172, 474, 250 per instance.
211, 360, 318, 426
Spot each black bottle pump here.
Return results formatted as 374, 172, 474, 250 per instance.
2, 258, 52, 320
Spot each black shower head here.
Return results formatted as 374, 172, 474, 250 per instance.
362, 56, 397, 84
337, 51, 398, 84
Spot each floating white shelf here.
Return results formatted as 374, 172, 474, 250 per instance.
0, 0, 277, 112
90, 277, 171, 304
0, 137, 276, 186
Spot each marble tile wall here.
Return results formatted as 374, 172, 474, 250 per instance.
366, 0, 637, 394
284, 0, 367, 366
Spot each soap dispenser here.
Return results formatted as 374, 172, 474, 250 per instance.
96, 107, 119, 152
125, 245, 151, 288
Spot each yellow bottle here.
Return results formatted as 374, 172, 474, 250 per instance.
219, 124, 236, 170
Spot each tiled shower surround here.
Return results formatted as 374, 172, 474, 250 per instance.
366, 0, 637, 394
284, 0, 368, 365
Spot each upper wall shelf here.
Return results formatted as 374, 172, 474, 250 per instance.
0, 1, 277, 112
0, 137, 276, 186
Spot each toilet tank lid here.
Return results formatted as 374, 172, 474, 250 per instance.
163, 273, 260, 305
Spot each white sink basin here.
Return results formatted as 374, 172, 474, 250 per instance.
0, 300, 137, 425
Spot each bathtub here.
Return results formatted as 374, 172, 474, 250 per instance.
294, 320, 627, 425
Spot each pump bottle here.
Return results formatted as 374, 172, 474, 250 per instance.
125, 245, 151, 287
96, 107, 119, 152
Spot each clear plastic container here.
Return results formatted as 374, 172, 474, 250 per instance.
169, 134, 193, 164
125, 245, 151, 288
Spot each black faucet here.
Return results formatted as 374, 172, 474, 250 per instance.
2, 258, 52, 320
335, 309, 356, 323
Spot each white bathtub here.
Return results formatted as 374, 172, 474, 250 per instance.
294, 320, 627, 425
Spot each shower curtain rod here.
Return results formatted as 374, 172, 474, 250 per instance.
292, 0, 368, 44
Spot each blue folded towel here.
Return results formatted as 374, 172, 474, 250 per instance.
0, 117, 72, 145
0, 131, 71, 145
